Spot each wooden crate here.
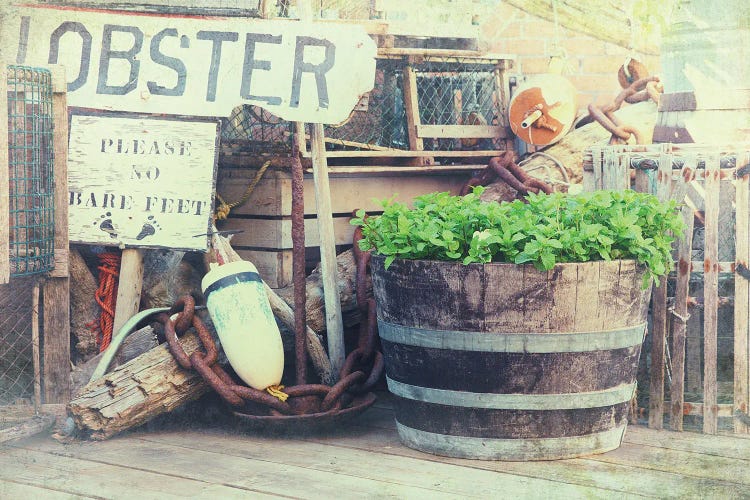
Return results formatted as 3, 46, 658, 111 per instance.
215, 164, 475, 288
585, 143, 750, 435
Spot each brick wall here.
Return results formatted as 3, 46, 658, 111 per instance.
480, 4, 660, 116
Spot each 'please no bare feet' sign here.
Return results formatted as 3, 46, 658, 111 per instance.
67, 113, 219, 251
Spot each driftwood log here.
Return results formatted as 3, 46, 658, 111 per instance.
276, 249, 367, 334
69, 249, 100, 360
68, 332, 207, 440
519, 101, 658, 185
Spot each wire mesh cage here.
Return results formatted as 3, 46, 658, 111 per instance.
7, 65, 56, 278
220, 56, 508, 156
0, 277, 36, 408
1, 65, 56, 425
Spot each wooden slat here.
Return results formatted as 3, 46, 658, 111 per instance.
680, 402, 734, 418
307, 408, 748, 498
301, 149, 502, 158
233, 249, 292, 289
42, 66, 69, 404
0, 64, 9, 284
310, 123, 345, 380
573, 261, 602, 331
222, 217, 356, 249
0, 446, 272, 499
140, 430, 648, 498
16, 434, 492, 499
415, 124, 507, 139
402, 62, 431, 166
703, 153, 721, 434
648, 148, 673, 429
670, 161, 696, 431
735, 150, 750, 433
0, 479, 93, 500
216, 168, 469, 217
111, 249, 144, 336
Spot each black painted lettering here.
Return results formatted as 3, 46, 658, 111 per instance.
145, 196, 159, 212
48, 22, 92, 92
69, 191, 82, 205
148, 28, 187, 97
196, 31, 238, 102
101, 138, 114, 153
240, 33, 282, 105
97, 25, 143, 95
290, 36, 335, 109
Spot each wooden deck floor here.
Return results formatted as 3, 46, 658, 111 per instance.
1, 394, 749, 499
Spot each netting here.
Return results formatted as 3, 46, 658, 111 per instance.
0, 277, 35, 406
221, 57, 507, 155
7, 65, 56, 277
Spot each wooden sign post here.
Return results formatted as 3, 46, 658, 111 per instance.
67, 113, 220, 335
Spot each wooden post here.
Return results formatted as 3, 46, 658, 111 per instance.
0, 64, 8, 285
112, 249, 144, 336
703, 153, 720, 434
309, 123, 345, 379
402, 59, 433, 166
42, 65, 70, 404
669, 156, 696, 431
735, 150, 750, 433
648, 148, 672, 430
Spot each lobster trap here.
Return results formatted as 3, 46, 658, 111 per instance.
585, 143, 750, 435
1, 64, 69, 438
221, 53, 513, 165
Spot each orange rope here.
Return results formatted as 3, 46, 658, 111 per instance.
92, 252, 121, 352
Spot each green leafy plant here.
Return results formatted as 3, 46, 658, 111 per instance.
351, 189, 685, 287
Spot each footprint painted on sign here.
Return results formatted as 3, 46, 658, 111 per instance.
94, 212, 118, 239
135, 215, 160, 241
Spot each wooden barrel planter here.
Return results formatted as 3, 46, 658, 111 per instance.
653, 0, 750, 144
371, 256, 652, 460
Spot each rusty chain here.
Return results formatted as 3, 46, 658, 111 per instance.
460, 151, 554, 200
588, 75, 663, 145
159, 290, 383, 417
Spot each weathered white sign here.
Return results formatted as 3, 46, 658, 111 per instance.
67, 114, 218, 251
0, 3, 377, 124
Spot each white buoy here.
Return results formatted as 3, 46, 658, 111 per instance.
201, 260, 284, 390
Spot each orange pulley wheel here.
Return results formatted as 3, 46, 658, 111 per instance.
509, 74, 577, 146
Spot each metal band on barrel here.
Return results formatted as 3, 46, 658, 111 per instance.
378, 319, 646, 353
386, 377, 635, 410
396, 423, 626, 461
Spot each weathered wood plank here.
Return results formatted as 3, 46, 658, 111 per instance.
0, 479, 93, 500
310, 123, 345, 380
0, 445, 269, 499
648, 149, 673, 430
670, 157, 696, 431
402, 62, 432, 166
0, 64, 9, 284
623, 425, 750, 460
735, 150, 750, 433
306, 408, 747, 498
112, 249, 144, 338
139, 429, 635, 498
416, 124, 507, 139
574, 261, 601, 331
703, 153, 721, 434
18, 434, 471, 499
216, 169, 468, 217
